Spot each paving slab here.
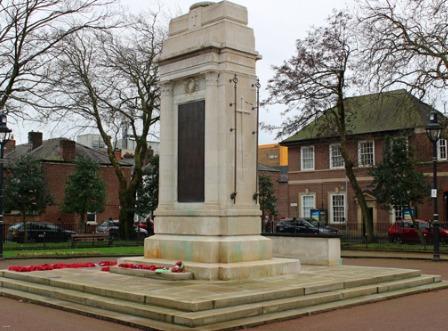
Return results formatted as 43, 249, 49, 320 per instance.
0, 263, 446, 330
0, 264, 421, 312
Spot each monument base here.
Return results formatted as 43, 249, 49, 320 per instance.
139, 234, 300, 280
118, 256, 301, 280
144, 234, 274, 263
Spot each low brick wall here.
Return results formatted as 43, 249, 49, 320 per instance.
266, 234, 342, 266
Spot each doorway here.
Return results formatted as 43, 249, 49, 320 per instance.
362, 207, 374, 237
356, 193, 378, 235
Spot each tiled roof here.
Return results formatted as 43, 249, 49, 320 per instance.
257, 163, 281, 172
6, 138, 132, 166
282, 89, 439, 144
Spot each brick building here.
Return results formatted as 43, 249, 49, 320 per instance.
257, 144, 289, 219
257, 164, 288, 219
280, 89, 448, 235
258, 144, 288, 169
5, 132, 132, 231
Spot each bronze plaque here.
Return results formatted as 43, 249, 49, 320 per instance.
177, 100, 205, 202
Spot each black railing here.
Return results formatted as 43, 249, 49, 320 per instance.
2, 222, 148, 251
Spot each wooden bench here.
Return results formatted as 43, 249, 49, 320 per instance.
71, 233, 112, 247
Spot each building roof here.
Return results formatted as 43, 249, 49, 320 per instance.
257, 163, 281, 172
6, 138, 132, 166
282, 89, 437, 144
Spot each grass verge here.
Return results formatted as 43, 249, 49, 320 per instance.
342, 242, 448, 253
3, 245, 144, 259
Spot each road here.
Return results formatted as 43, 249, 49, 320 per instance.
0, 257, 447, 331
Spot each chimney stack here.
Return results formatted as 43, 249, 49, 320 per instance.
114, 148, 122, 160
60, 139, 76, 162
5, 135, 15, 154
28, 131, 43, 150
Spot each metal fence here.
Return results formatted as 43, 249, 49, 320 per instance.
2, 222, 147, 251
263, 220, 448, 251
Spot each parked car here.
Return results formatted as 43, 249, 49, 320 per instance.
388, 220, 448, 243
7, 222, 75, 243
307, 219, 339, 235
276, 218, 319, 234
97, 219, 149, 238
96, 219, 120, 238
276, 218, 339, 235
134, 220, 154, 235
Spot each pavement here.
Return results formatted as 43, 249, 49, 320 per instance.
0, 256, 447, 330
250, 258, 448, 331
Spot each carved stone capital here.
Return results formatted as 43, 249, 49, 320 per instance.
161, 83, 173, 96
205, 71, 219, 87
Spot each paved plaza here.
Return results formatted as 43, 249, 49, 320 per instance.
0, 258, 447, 331
0, 257, 445, 330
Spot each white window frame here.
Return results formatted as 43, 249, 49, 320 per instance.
299, 193, 316, 218
300, 145, 315, 171
86, 212, 97, 225
329, 144, 345, 169
329, 193, 347, 224
268, 152, 278, 160
391, 206, 405, 224
437, 139, 447, 160
358, 140, 375, 167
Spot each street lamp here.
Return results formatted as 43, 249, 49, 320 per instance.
425, 110, 442, 261
0, 112, 11, 259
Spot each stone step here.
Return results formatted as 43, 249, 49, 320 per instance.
202, 281, 448, 331
0, 268, 422, 312
1, 278, 446, 331
0, 274, 440, 328
0, 287, 190, 331
0, 276, 179, 324
172, 275, 439, 327
0, 270, 148, 304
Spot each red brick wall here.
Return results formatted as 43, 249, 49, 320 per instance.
5, 162, 131, 231
258, 170, 288, 219
283, 131, 448, 234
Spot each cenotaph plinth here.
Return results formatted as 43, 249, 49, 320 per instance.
128, 0, 300, 280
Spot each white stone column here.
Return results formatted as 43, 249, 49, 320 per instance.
157, 83, 174, 207
204, 71, 220, 206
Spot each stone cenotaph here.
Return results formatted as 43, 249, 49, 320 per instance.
130, 1, 300, 280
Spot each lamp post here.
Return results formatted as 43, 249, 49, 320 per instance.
425, 110, 442, 261
0, 112, 11, 259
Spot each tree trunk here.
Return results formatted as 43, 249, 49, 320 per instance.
335, 72, 375, 243
343, 160, 375, 242
22, 214, 28, 243
118, 187, 137, 240
80, 213, 86, 234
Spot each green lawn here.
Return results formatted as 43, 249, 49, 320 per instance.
3, 245, 143, 259
342, 242, 448, 253
4, 240, 143, 251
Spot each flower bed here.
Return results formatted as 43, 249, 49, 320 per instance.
7, 260, 117, 273
111, 260, 193, 280
5, 260, 192, 279
119, 260, 185, 273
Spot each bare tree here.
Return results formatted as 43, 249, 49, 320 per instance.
42, 14, 162, 239
0, 0, 115, 117
266, 11, 376, 241
359, 0, 448, 98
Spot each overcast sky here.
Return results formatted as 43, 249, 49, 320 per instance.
12, 0, 351, 145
